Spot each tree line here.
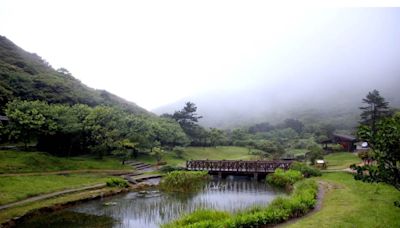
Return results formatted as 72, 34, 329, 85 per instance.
1, 100, 188, 157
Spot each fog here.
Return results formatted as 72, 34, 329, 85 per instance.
1, 3, 399, 127
154, 8, 400, 128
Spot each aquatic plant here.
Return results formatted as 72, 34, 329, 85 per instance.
106, 178, 128, 188
159, 171, 209, 192
266, 168, 303, 187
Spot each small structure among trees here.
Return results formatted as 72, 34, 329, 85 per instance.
321, 133, 357, 152
332, 133, 357, 152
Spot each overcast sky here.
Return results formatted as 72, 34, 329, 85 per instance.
1, 1, 399, 110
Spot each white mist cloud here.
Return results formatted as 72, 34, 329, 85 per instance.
0, 2, 399, 110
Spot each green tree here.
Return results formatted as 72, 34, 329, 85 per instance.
209, 128, 227, 147
307, 145, 324, 165
112, 139, 137, 164
172, 102, 202, 140
150, 146, 165, 165
83, 106, 123, 158
173, 146, 185, 158
254, 140, 285, 160
351, 113, 400, 206
5, 100, 47, 148
359, 89, 390, 135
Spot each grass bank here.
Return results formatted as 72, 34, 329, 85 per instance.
324, 152, 361, 170
0, 186, 126, 225
137, 146, 256, 166
0, 150, 131, 174
0, 174, 119, 205
163, 179, 318, 227
286, 172, 400, 228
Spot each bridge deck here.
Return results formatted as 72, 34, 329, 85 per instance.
186, 160, 292, 174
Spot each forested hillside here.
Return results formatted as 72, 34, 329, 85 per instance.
0, 35, 149, 115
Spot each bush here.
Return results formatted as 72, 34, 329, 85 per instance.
106, 178, 128, 188
159, 171, 209, 192
266, 169, 303, 187
163, 209, 230, 228
290, 161, 322, 177
159, 165, 186, 173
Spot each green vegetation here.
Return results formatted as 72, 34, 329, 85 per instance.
352, 112, 400, 194
0, 174, 116, 205
0, 185, 122, 223
0, 150, 131, 173
290, 162, 322, 177
287, 172, 400, 228
163, 210, 231, 228
359, 89, 391, 135
3, 100, 188, 157
163, 179, 318, 227
17, 210, 116, 228
324, 152, 361, 170
106, 178, 128, 188
0, 35, 148, 115
226, 179, 317, 227
137, 146, 256, 166
159, 171, 209, 193
159, 165, 185, 173
266, 169, 303, 188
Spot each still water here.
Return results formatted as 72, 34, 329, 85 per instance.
19, 176, 284, 228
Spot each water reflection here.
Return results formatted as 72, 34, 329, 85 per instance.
21, 176, 284, 228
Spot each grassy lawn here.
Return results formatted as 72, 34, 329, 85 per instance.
287, 149, 308, 156
0, 150, 131, 174
0, 174, 116, 205
286, 172, 400, 228
324, 152, 362, 170
0, 186, 121, 224
137, 146, 256, 166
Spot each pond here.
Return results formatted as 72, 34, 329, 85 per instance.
19, 176, 285, 228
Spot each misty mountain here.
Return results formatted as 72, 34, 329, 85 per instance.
0, 35, 149, 115
154, 80, 400, 129
154, 9, 400, 129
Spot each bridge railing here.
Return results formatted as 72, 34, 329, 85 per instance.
186, 160, 293, 173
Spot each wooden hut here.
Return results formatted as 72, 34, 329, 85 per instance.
332, 133, 357, 152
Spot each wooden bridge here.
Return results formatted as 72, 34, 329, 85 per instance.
186, 160, 293, 179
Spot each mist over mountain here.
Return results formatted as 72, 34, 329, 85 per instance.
154, 75, 400, 129
154, 9, 400, 129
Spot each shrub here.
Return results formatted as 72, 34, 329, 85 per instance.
106, 178, 128, 188
159, 171, 209, 192
159, 165, 186, 173
290, 161, 322, 177
266, 169, 303, 187
163, 209, 230, 228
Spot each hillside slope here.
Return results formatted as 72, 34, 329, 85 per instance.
0, 35, 149, 115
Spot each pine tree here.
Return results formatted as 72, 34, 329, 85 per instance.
359, 90, 390, 134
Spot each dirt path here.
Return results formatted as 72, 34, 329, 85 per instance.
273, 181, 327, 228
0, 183, 106, 211
0, 169, 133, 177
